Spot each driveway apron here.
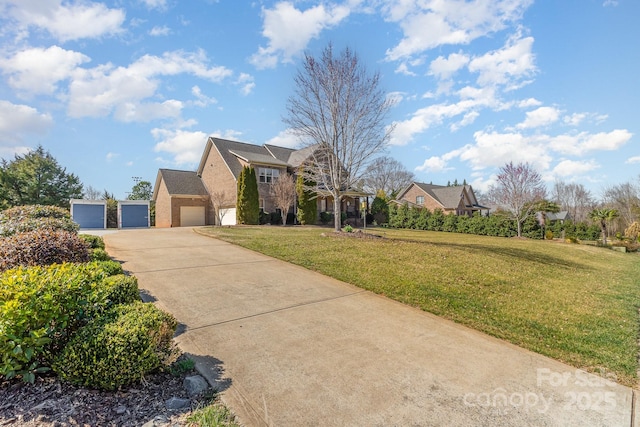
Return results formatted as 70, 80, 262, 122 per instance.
104, 227, 636, 427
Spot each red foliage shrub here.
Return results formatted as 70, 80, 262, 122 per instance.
0, 229, 90, 271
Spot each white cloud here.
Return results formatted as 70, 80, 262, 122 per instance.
384, 0, 533, 60
428, 52, 470, 80
390, 88, 499, 145
106, 152, 119, 162
517, 98, 542, 108
552, 159, 599, 177
626, 156, 640, 164
468, 33, 536, 88
460, 130, 552, 171
516, 106, 561, 129
395, 62, 417, 76
0, 100, 53, 145
149, 25, 171, 36
236, 73, 255, 96
114, 99, 183, 123
67, 50, 232, 121
153, 127, 244, 165
550, 129, 632, 156
140, 0, 168, 10
191, 86, 217, 107
250, 1, 350, 69
415, 156, 454, 173
450, 111, 479, 132
265, 129, 300, 148
2, 0, 125, 42
152, 128, 209, 165
603, 0, 618, 6
0, 46, 90, 95
563, 112, 586, 126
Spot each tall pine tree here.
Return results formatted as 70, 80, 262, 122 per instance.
236, 166, 260, 224
296, 171, 317, 225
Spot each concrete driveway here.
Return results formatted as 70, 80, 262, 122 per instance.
104, 227, 636, 427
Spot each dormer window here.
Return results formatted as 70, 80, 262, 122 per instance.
258, 167, 280, 183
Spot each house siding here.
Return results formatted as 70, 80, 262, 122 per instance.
200, 145, 238, 225
155, 180, 172, 228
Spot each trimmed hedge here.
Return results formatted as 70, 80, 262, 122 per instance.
53, 301, 177, 390
0, 229, 90, 272
0, 262, 125, 381
388, 204, 602, 240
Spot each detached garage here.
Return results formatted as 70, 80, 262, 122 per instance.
153, 169, 210, 227
118, 200, 150, 229
70, 199, 107, 229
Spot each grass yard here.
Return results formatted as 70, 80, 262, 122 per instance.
198, 226, 640, 387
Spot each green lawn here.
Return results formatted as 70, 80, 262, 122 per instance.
198, 226, 640, 387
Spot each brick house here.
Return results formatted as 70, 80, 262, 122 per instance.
395, 182, 488, 216
153, 137, 368, 227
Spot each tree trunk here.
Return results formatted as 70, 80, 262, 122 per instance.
333, 196, 341, 232
517, 220, 522, 237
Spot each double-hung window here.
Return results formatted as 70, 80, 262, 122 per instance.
258, 167, 279, 183
416, 195, 424, 205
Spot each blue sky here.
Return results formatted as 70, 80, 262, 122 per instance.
0, 0, 637, 200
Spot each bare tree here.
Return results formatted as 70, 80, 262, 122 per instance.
362, 156, 415, 198
270, 174, 296, 225
284, 43, 394, 231
210, 190, 233, 225
83, 185, 102, 200
601, 180, 640, 229
551, 181, 595, 223
487, 162, 546, 237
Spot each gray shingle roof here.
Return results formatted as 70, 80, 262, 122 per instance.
228, 149, 289, 167
158, 169, 208, 196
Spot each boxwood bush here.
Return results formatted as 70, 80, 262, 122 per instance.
79, 234, 105, 250
0, 229, 90, 272
53, 301, 177, 390
0, 261, 125, 381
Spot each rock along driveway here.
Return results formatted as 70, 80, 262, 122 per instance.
103, 227, 636, 427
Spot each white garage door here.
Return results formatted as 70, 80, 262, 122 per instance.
180, 206, 205, 226
220, 208, 236, 226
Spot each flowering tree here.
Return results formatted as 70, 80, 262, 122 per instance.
488, 162, 546, 237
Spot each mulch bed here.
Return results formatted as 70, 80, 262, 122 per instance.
0, 367, 212, 427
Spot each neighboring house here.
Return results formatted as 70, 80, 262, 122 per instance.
153, 137, 368, 227
395, 182, 488, 216
538, 210, 571, 226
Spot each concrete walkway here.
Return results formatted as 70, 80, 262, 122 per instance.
104, 227, 636, 427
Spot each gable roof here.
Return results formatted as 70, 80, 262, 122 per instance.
153, 169, 208, 200
198, 137, 294, 180
399, 182, 486, 210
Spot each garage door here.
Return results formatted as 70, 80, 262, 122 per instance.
72, 203, 106, 229
121, 204, 149, 228
180, 206, 205, 226
220, 208, 236, 226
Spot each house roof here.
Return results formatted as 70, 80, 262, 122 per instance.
400, 182, 488, 211
153, 169, 208, 200
228, 149, 289, 167
546, 211, 571, 221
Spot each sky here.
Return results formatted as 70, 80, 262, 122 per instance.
0, 0, 637, 200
